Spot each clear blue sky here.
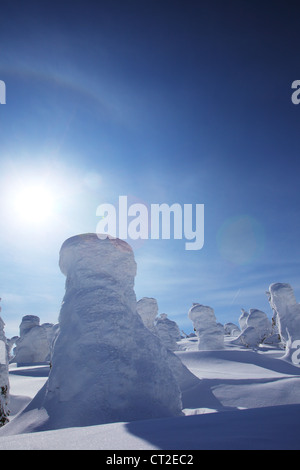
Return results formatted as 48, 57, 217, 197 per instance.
0, 0, 300, 337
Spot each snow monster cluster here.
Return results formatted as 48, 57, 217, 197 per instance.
1, 233, 300, 432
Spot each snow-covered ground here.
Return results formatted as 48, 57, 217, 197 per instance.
0, 336, 299, 450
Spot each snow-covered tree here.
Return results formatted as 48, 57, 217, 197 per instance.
268, 283, 300, 363
14, 316, 55, 366
239, 309, 249, 331
155, 313, 181, 351
224, 322, 241, 337
232, 309, 272, 349
188, 303, 224, 350
0, 299, 9, 427
136, 297, 158, 333
28, 234, 182, 429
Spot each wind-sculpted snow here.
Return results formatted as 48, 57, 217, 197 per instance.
239, 309, 249, 331
224, 323, 240, 337
0, 316, 9, 426
188, 303, 224, 350
14, 316, 54, 366
136, 297, 158, 333
137, 299, 182, 351
155, 313, 181, 351
233, 309, 272, 348
23, 234, 183, 430
268, 283, 300, 362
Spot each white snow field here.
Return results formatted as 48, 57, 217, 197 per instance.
0, 336, 300, 450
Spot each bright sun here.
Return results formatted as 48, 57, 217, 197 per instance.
13, 183, 56, 224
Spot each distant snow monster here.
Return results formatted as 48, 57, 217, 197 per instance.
267, 283, 300, 363
27, 234, 182, 430
136, 297, 158, 333
232, 309, 272, 349
188, 303, 224, 350
239, 309, 249, 331
224, 322, 241, 337
155, 313, 181, 351
14, 315, 54, 366
0, 301, 9, 427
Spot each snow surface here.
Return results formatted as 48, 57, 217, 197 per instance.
1, 336, 300, 449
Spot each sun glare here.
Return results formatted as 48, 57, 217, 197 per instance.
13, 184, 56, 224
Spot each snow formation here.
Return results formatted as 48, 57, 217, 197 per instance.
136, 297, 158, 333
13, 316, 54, 366
188, 303, 224, 350
0, 301, 9, 427
233, 309, 272, 348
224, 322, 240, 337
239, 309, 249, 331
24, 234, 182, 430
267, 283, 300, 362
155, 313, 181, 351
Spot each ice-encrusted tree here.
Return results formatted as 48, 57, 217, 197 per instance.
26, 234, 182, 430
136, 297, 158, 333
267, 283, 300, 363
14, 315, 55, 366
239, 309, 249, 331
232, 309, 272, 349
0, 299, 9, 427
224, 322, 240, 337
155, 313, 181, 351
188, 303, 224, 350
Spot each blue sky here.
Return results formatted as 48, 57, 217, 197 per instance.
0, 0, 300, 337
